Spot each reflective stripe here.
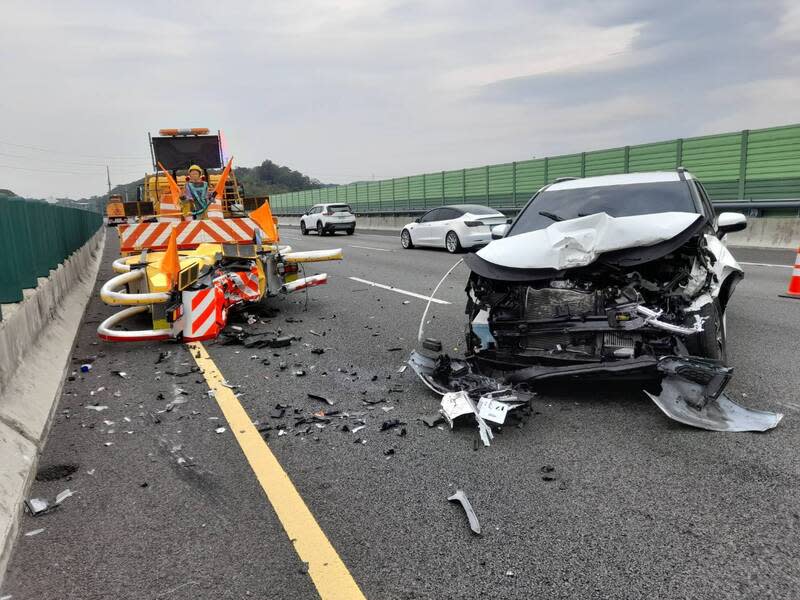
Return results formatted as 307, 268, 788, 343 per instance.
119, 218, 258, 252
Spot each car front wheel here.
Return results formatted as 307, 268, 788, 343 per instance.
401, 229, 414, 249
445, 231, 462, 253
300, 221, 308, 235
684, 299, 727, 362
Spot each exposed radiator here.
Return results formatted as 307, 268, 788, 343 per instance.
525, 287, 597, 320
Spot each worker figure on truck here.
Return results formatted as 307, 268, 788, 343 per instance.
182, 164, 211, 219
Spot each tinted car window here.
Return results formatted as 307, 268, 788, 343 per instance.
439, 208, 461, 220
693, 182, 714, 220
510, 182, 698, 236
420, 209, 442, 223
329, 204, 352, 213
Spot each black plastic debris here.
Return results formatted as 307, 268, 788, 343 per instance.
380, 419, 404, 431
165, 367, 199, 377
384, 448, 395, 456
308, 393, 335, 406
387, 347, 403, 352
448, 490, 481, 535
422, 338, 443, 352
311, 348, 325, 355
270, 406, 286, 419
155, 350, 172, 364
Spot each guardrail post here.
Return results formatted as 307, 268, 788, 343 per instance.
738, 130, 749, 200
441, 171, 445, 206
676, 138, 683, 168
485, 165, 490, 204
543, 157, 549, 185
392, 178, 396, 214
423, 174, 427, 209
462, 169, 466, 202
580, 152, 586, 177
623, 146, 630, 173
512, 161, 517, 206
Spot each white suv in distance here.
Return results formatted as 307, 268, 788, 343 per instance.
300, 203, 356, 236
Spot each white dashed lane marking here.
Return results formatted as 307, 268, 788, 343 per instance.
348, 277, 451, 304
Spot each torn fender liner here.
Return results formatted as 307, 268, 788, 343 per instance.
465, 212, 707, 282
644, 357, 783, 432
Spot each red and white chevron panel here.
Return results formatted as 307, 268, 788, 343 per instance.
158, 193, 182, 223
228, 269, 261, 302
118, 218, 257, 252
182, 286, 226, 341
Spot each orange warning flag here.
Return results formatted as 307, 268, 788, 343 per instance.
249, 200, 279, 243
213, 157, 234, 199
157, 162, 183, 210
159, 227, 180, 288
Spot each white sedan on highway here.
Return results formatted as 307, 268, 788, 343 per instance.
400, 205, 509, 253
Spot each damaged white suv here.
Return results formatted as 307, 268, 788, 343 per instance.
411, 170, 784, 432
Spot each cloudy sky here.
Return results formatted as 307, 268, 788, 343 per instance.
2, 0, 799, 198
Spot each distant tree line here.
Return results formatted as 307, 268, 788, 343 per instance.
233, 159, 329, 197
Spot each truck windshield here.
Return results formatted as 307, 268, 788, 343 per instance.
509, 181, 697, 236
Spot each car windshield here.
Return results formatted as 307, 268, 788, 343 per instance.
509, 181, 697, 236
329, 204, 352, 213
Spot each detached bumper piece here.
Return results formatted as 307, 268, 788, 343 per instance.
644, 356, 783, 432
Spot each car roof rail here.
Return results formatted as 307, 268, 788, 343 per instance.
553, 176, 579, 183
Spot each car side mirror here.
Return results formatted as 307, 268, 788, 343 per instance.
492, 224, 510, 239
716, 212, 747, 238
414, 217, 421, 223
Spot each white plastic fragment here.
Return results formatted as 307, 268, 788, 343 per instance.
54, 489, 74, 505
25, 528, 45, 537
215, 427, 226, 434
86, 405, 108, 412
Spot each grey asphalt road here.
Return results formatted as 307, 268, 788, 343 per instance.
3, 229, 799, 600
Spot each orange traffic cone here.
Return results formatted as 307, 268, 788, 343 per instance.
779, 246, 800, 299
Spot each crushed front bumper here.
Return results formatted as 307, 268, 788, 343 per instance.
409, 351, 783, 432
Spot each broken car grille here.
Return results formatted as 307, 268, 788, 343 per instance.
524, 287, 597, 320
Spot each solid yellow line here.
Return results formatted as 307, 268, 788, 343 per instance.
188, 342, 366, 600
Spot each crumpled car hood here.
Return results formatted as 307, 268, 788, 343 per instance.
476, 211, 703, 271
